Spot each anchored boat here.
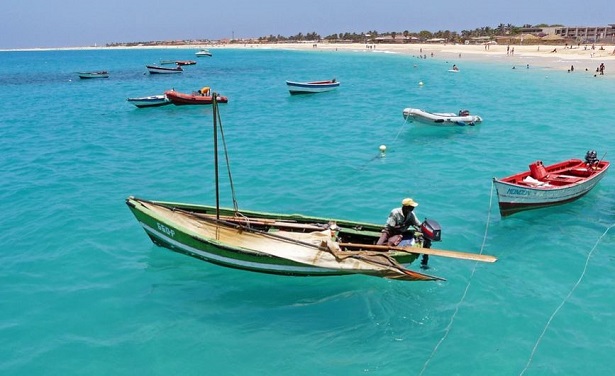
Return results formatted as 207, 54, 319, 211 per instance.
164, 89, 228, 105
286, 79, 340, 95
77, 71, 109, 79
493, 150, 609, 216
402, 108, 482, 126
146, 65, 183, 74
126, 94, 171, 108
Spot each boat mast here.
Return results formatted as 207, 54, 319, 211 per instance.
213, 94, 220, 219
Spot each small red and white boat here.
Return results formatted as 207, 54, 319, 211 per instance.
164, 90, 228, 105
286, 79, 340, 95
493, 151, 609, 216
146, 65, 183, 74
175, 60, 196, 66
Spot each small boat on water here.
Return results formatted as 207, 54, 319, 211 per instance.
195, 49, 212, 57
126, 96, 496, 281
77, 71, 109, 79
402, 108, 483, 126
160, 60, 196, 66
493, 150, 610, 216
175, 60, 196, 66
146, 65, 183, 74
126, 94, 171, 108
286, 79, 340, 95
165, 89, 228, 105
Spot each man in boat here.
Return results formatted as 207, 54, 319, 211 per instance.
198, 86, 210, 96
377, 198, 430, 268
377, 198, 421, 246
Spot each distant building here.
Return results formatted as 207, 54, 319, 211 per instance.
554, 24, 615, 43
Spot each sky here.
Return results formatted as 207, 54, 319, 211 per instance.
1, 0, 614, 49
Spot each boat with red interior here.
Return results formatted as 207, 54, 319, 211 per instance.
164, 89, 228, 105
493, 150, 609, 216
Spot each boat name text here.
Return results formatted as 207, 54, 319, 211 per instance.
157, 223, 175, 237
506, 188, 531, 196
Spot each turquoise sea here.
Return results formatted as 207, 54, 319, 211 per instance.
1, 47, 614, 375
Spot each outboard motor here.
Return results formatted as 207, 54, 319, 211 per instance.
418, 218, 441, 269
585, 150, 598, 165
420, 218, 441, 248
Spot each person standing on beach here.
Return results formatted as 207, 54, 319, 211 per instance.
599, 63, 605, 75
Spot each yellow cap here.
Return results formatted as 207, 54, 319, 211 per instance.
402, 198, 419, 207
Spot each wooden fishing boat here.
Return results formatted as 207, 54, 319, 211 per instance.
493, 151, 609, 216
164, 89, 228, 105
126, 95, 495, 282
403, 108, 482, 126
126, 94, 171, 108
146, 65, 183, 74
77, 71, 109, 79
286, 79, 340, 95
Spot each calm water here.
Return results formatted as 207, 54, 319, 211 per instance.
1, 47, 614, 375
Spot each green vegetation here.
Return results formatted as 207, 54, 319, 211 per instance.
253, 23, 551, 44
105, 23, 575, 47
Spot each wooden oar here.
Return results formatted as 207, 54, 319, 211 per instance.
339, 243, 497, 263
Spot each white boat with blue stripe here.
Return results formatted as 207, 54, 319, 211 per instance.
286, 79, 340, 95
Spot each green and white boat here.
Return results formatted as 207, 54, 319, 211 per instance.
125, 197, 448, 281
126, 96, 495, 282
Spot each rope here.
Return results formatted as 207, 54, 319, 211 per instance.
419, 182, 496, 375
519, 223, 615, 375
214, 103, 239, 213
336, 118, 411, 187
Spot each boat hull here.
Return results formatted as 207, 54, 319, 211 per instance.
146, 65, 183, 74
78, 71, 109, 79
493, 159, 609, 216
402, 108, 482, 126
165, 90, 228, 105
125, 197, 426, 278
286, 80, 340, 95
127, 95, 171, 108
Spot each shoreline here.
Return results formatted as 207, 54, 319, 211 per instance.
4, 42, 614, 74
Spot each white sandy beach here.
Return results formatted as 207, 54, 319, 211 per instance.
212, 42, 615, 74
10, 41, 615, 74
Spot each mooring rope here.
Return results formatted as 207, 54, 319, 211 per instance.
519, 223, 614, 375
419, 183, 496, 375
338, 118, 412, 185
